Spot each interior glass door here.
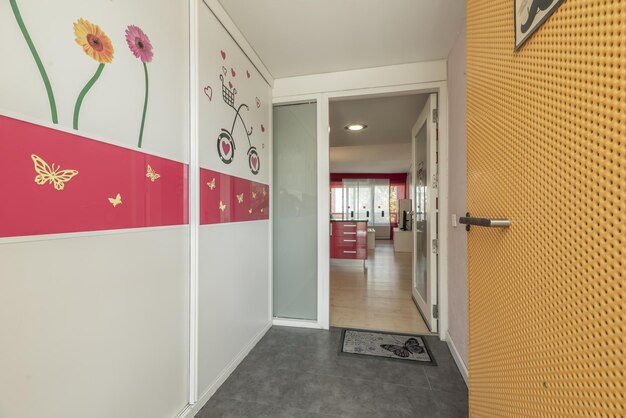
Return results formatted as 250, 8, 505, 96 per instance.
272, 102, 317, 320
412, 93, 438, 332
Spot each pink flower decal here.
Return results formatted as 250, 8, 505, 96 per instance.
125, 25, 153, 63
124, 25, 153, 148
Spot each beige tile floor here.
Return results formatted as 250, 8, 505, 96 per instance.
330, 240, 432, 334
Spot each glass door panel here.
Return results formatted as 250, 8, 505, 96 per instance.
412, 93, 438, 332
272, 102, 317, 320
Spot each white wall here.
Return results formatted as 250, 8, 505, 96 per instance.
1, 1, 275, 416
195, 0, 272, 402
0, 0, 189, 160
198, 221, 270, 391
0, 229, 189, 418
446, 24, 468, 368
0, 2, 191, 417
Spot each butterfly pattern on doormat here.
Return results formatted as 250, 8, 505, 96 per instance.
340, 329, 436, 365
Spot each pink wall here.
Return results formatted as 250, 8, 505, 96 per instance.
447, 23, 468, 367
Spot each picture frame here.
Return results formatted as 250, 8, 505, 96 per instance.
515, 0, 565, 51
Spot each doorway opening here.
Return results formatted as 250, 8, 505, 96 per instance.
328, 92, 439, 335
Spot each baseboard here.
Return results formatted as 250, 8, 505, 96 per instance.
446, 331, 468, 386
272, 318, 322, 329
179, 320, 273, 418
175, 404, 194, 418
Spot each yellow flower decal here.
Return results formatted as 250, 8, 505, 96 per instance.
73, 18, 114, 64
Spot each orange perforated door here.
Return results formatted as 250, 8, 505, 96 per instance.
467, 0, 625, 416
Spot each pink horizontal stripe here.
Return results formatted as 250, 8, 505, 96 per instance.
0, 115, 188, 238
200, 168, 269, 225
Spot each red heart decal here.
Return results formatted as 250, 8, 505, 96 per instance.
228, 81, 233, 89
261, 124, 265, 132
255, 97, 261, 108
203, 86, 212, 101
231, 68, 236, 77
251, 156, 258, 169
220, 50, 226, 60
222, 66, 227, 76
221, 141, 231, 155
246, 70, 251, 78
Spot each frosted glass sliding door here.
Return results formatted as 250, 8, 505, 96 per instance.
273, 102, 317, 320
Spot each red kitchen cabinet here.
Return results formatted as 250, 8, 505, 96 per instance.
330, 221, 368, 260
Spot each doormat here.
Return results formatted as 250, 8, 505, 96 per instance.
339, 329, 436, 365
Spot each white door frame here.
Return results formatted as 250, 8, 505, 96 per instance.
273, 80, 450, 341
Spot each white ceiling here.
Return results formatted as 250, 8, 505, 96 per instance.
217, 0, 466, 78
329, 94, 428, 173
330, 94, 428, 147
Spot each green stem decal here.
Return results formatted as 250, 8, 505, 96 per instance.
9, 0, 58, 124
138, 62, 149, 148
73, 63, 105, 130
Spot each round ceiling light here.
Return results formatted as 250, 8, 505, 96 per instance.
345, 123, 367, 131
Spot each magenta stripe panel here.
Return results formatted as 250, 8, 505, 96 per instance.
199, 168, 269, 225
0, 115, 188, 238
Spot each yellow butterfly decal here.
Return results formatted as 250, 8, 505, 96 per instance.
108, 193, 122, 207
31, 154, 78, 191
207, 178, 216, 190
252, 191, 257, 199
146, 164, 160, 182
236, 193, 244, 203
219, 200, 226, 212
260, 208, 264, 213
248, 208, 253, 214
262, 188, 267, 197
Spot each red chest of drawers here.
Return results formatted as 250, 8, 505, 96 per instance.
330, 221, 368, 260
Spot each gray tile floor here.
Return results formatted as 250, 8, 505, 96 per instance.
196, 326, 468, 418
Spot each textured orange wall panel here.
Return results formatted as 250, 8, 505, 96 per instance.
467, 0, 625, 416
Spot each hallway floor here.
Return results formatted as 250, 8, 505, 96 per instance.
196, 326, 468, 417
330, 240, 430, 334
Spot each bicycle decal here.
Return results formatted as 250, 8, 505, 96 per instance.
216, 74, 259, 174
